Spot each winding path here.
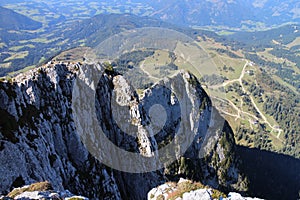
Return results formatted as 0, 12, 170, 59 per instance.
210, 59, 283, 139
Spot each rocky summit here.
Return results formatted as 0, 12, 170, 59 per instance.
0, 62, 248, 199
148, 178, 263, 200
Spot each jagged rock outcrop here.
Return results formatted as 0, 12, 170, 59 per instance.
0, 63, 122, 199
0, 62, 247, 199
148, 178, 262, 200
1, 181, 88, 200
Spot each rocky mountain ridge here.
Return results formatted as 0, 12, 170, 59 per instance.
0, 61, 247, 199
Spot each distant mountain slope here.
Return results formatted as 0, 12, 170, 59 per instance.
150, 0, 300, 27
143, 0, 300, 28
226, 24, 300, 47
0, 13, 219, 77
2, 0, 298, 29
0, 6, 42, 30
61, 13, 219, 47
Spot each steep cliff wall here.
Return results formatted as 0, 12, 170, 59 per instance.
0, 63, 122, 199
0, 62, 247, 199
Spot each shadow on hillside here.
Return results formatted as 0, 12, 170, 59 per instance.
236, 145, 300, 200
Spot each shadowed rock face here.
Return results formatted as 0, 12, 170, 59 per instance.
0, 62, 246, 199
236, 145, 300, 200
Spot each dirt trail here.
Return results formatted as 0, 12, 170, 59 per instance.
211, 60, 283, 139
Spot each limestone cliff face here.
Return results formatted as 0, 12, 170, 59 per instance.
0, 62, 247, 199
0, 63, 122, 199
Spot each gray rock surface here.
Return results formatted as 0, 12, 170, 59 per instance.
1, 181, 88, 200
0, 62, 247, 199
148, 178, 263, 200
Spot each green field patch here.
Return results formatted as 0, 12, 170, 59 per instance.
24, 9, 40, 16
57, 39, 70, 46
95, 10, 104, 15
4, 51, 29, 62
30, 37, 48, 43
143, 50, 171, 66
269, 132, 284, 150
174, 42, 214, 78
141, 50, 178, 79
77, 39, 86, 44
7, 65, 35, 77
46, 13, 61, 19
237, 138, 254, 148
102, 6, 122, 14
251, 94, 279, 127
257, 48, 286, 64
257, 49, 298, 75
89, 2, 100, 7
9, 44, 35, 51
53, 47, 91, 63
0, 42, 7, 48
19, 40, 29, 44
30, 37, 60, 44
206, 88, 220, 97
217, 30, 235, 35
0, 62, 12, 68
31, 16, 48, 24
39, 56, 46, 64
212, 55, 245, 80
175, 58, 200, 78
286, 36, 300, 48
272, 75, 299, 94
24, 27, 47, 34
225, 90, 242, 108
71, 5, 90, 12
132, 8, 142, 15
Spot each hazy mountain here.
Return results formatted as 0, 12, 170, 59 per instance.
0, 13, 219, 77
1, 0, 299, 29
0, 6, 42, 30
61, 13, 219, 47
227, 24, 300, 47
139, 0, 300, 28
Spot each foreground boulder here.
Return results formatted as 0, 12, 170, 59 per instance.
1, 181, 88, 200
148, 178, 262, 200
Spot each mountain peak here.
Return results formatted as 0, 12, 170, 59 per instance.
0, 61, 247, 198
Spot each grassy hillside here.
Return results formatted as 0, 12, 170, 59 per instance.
0, 13, 218, 77
197, 34, 300, 158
